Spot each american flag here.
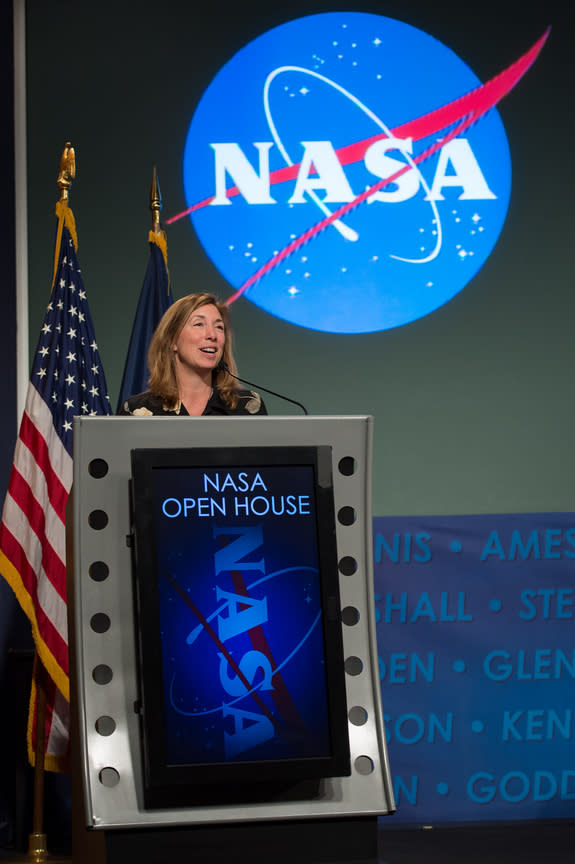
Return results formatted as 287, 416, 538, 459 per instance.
0, 201, 111, 770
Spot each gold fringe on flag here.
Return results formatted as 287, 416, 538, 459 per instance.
148, 227, 168, 269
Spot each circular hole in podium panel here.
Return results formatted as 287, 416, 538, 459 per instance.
341, 606, 360, 626
354, 755, 375, 776
99, 767, 120, 788
89, 509, 108, 530
349, 706, 368, 726
88, 458, 109, 479
338, 456, 356, 476
90, 613, 111, 634
338, 506, 356, 526
89, 561, 109, 582
338, 556, 358, 576
345, 656, 363, 676
95, 716, 116, 737
92, 664, 113, 685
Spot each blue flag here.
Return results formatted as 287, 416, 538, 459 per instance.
117, 231, 172, 411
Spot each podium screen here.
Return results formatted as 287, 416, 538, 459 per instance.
130, 445, 350, 808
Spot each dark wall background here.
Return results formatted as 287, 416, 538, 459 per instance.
0, 0, 572, 849
24, 0, 574, 518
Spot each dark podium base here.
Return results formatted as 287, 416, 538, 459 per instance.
104, 816, 379, 864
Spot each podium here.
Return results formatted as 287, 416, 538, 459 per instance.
69, 415, 394, 863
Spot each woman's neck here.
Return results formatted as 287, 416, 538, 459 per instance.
176, 368, 213, 416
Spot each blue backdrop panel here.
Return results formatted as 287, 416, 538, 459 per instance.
373, 512, 575, 825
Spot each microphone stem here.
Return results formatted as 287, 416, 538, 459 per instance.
224, 367, 308, 415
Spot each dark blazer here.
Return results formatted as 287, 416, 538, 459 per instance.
117, 388, 267, 417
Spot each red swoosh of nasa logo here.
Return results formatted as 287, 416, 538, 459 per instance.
167, 29, 549, 304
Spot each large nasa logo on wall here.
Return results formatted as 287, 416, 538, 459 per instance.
181, 12, 546, 334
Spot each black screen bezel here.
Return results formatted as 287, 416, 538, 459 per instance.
129, 445, 350, 809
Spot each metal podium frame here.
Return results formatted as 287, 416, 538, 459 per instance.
71, 415, 394, 830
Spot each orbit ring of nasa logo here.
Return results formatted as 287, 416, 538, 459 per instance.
183, 12, 520, 334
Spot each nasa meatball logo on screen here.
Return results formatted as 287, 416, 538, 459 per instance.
180, 12, 546, 334
152, 464, 333, 767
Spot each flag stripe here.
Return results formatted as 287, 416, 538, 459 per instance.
0, 519, 68, 658
20, 391, 72, 517
0, 545, 68, 692
0, 544, 69, 700
46, 686, 70, 757
7, 470, 67, 595
27, 672, 70, 769
9, 447, 66, 566
25, 382, 74, 482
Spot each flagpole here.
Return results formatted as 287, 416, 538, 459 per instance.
150, 165, 161, 235
3, 661, 46, 864
2, 669, 74, 864
51, 143, 75, 291
116, 165, 172, 410
26, 659, 71, 864
149, 166, 169, 281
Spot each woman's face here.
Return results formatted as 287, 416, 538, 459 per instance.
172, 303, 226, 376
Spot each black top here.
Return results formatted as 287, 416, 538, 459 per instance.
117, 387, 267, 417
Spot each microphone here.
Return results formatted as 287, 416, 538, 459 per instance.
221, 362, 308, 415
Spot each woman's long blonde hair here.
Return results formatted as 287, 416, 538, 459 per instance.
147, 293, 239, 409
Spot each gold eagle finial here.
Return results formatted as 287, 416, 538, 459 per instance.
57, 142, 76, 201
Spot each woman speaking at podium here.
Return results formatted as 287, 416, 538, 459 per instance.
118, 293, 267, 417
